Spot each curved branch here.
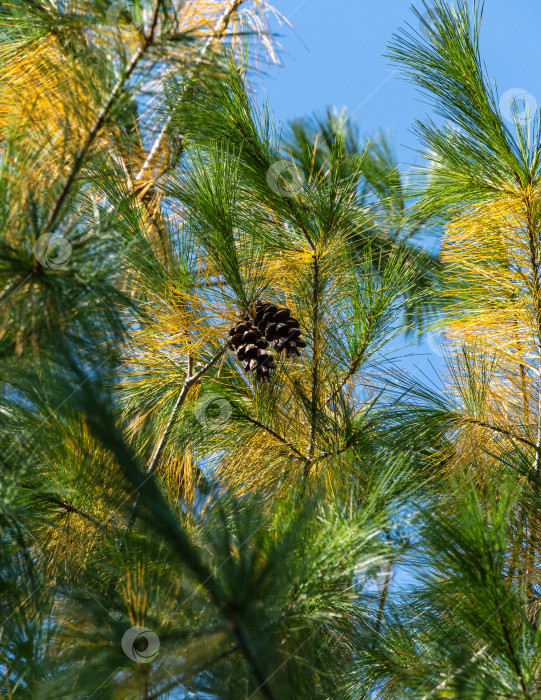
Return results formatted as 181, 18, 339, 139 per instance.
20, 484, 106, 529
461, 417, 539, 451
45, 0, 162, 233
240, 415, 308, 462
134, 0, 244, 184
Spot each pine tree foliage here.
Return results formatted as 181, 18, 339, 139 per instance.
0, 1, 432, 696
7, 0, 541, 698
386, 0, 541, 473
361, 2, 541, 697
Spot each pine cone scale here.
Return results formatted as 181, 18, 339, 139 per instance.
254, 300, 306, 357
228, 301, 306, 381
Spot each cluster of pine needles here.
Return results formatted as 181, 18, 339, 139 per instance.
2, 1, 541, 698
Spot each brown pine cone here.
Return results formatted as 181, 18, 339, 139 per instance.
228, 318, 276, 381
254, 301, 307, 358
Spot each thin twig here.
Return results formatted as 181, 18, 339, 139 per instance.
146, 644, 240, 700
323, 309, 377, 407
123, 344, 228, 535
323, 345, 368, 408
421, 645, 489, 700
227, 113, 316, 251
496, 605, 529, 698
373, 573, 391, 644
134, 0, 244, 184
44, 0, 162, 234
147, 344, 228, 474
241, 415, 308, 462
523, 189, 541, 475
462, 417, 539, 451
314, 431, 360, 463
20, 484, 105, 529
304, 251, 320, 483
230, 617, 278, 700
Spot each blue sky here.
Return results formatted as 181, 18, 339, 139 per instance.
254, 0, 541, 383
261, 0, 540, 165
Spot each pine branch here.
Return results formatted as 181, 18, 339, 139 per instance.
523, 190, 541, 474
228, 112, 316, 250
47, 497, 104, 528
314, 429, 361, 464
146, 644, 241, 700
134, 0, 244, 185
323, 331, 372, 408
20, 484, 106, 529
146, 343, 228, 475
44, 0, 162, 234
229, 618, 278, 700
421, 645, 489, 700
462, 418, 539, 451
373, 569, 391, 645
304, 251, 320, 481
241, 415, 308, 462
495, 605, 529, 698
121, 1, 246, 275
123, 343, 228, 535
